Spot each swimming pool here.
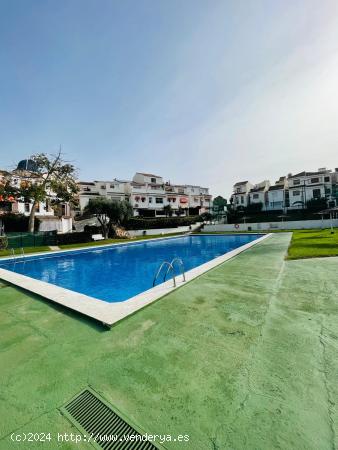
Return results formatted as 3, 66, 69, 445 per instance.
0, 234, 263, 303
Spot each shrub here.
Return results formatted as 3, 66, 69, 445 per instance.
306, 197, 327, 212
84, 225, 101, 234
125, 215, 200, 230
57, 231, 92, 245
2, 213, 40, 232
0, 236, 8, 250
245, 202, 263, 214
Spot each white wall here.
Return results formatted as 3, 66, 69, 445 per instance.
128, 222, 202, 236
203, 219, 338, 232
39, 217, 73, 233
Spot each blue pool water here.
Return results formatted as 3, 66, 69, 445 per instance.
0, 234, 262, 302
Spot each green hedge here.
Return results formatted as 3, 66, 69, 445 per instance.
125, 216, 200, 230
227, 209, 327, 224
2, 213, 40, 232
56, 232, 92, 245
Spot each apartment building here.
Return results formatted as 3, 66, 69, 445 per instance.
287, 169, 336, 209
78, 179, 131, 211
267, 177, 288, 211
231, 168, 338, 212
78, 172, 212, 217
248, 180, 270, 210
232, 181, 253, 207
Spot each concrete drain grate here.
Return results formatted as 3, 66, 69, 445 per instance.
60, 387, 162, 450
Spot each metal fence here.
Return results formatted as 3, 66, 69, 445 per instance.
6, 231, 57, 249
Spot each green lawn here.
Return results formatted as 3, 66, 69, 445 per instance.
1, 233, 338, 449
287, 228, 338, 259
0, 246, 51, 258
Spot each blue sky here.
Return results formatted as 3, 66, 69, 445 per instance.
1, 0, 338, 196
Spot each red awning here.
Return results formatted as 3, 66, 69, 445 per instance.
180, 197, 188, 203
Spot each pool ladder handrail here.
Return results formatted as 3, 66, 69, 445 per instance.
165, 257, 186, 283
153, 261, 176, 287
10, 248, 25, 262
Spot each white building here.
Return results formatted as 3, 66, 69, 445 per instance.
248, 180, 270, 210
287, 168, 336, 209
267, 177, 288, 210
231, 168, 338, 212
78, 172, 212, 217
231, 181, 253, 208
130, 173, 166, 216
78, 179, 131, 211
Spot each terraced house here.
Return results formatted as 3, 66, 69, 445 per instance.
231, 167, 338, 212
77, 172, 212, 217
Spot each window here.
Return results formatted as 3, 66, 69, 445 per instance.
155, 198, 163, 204
293, 190, 300, 196
325, 188, 331, 194
110, 184, 115, 188
252, 194, 259, 199
100, 185, 106, 189
151, 177, 156, 183
293, 179, 300, 185
24, 203, 30, 212
324, 176, 330, 182
310, 177, 319, 184
313, 189, 321, 199
241, 196, 244, 204
149, 197, 152, 203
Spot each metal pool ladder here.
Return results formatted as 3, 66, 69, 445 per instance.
166, 257, 186, 282
153, 261, 176, 287
152, 258, 186, 288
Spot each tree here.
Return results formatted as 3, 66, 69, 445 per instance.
84, 198, 133, 239
245, 202, 263, 214
213, 196, 227, 209
200, 212, 212, 221
163, 204, 173, 217
306, 197, 327, 212
0, 151, 78, 232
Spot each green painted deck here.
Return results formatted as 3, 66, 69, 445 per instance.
1, 233, 338, 449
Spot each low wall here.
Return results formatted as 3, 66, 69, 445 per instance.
128, 222, 202, 237
203, 219, 338, 232
39, 217, 73, 234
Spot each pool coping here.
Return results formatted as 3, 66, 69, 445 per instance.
0, 233, 272, 327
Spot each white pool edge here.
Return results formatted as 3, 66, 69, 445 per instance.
0, 233, 272, 327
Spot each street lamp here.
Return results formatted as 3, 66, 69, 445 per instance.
277, 214, 289, 230
316, 207, 338, 234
